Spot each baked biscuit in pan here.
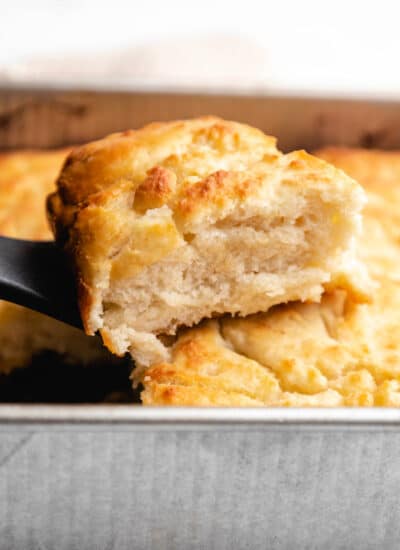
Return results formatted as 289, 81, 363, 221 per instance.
48, 117, 367, 367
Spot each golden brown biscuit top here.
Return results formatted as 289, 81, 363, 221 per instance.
0, 149, 69, 240
50, 117, 361, 236
56, 117, 277, 206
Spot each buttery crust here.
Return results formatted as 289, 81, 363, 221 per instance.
140, 147, 400, 407
0, 149, 114, 374
48, 117, 367, 366
0, 149, 69, 239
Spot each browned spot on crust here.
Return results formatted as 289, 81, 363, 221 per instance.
178, 170, 229, 214
174, 338, 208, 363
160, 386, 178, 402
177, 171, 258, 219
193, 170, 227, 195
134, 166, 176, 213
147, 365, 177, 381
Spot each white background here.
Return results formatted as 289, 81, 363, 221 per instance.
1, 0, 399, 95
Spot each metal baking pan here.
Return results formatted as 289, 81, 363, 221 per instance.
1, 87, 400, 550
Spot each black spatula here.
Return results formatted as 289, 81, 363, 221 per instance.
0, 236, 82, 329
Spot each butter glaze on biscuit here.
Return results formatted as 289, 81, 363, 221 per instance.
48, 118, 367, 366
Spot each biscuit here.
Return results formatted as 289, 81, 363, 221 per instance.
0, 149, 113, 374
0, 149, 69, 240
48, 117, 367, 366
140, 147, 400, 407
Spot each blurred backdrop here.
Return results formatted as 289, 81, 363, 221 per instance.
0, 0, 399, 96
